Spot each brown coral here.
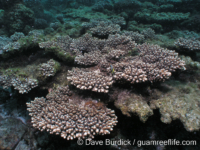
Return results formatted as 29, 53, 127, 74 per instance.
115, 89, 153, 122
26, 86, 117, 140
0, 74, 38, 94
138, 43, 186, 72
105, 34, 137, 52
74, 50, 102, 66
122, 31, 145, 42
38, 59, 60, 77
70, 33, 103, 53
39, 35, 73, 54
90, 21, 121, 36
67, 68, 113, 93
175, 37, 200, 51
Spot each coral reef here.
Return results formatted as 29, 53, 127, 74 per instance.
1, 0, 200, 148
82, 17, 126, 30
10, 32, 25, 41
70, 33, 105, 53
134, 12, 190, 23
105, 34, 137, 52
1, 30, 44, 57
141, 28, 156, 39
4, 4, 34, 35
106, 49, 127, 60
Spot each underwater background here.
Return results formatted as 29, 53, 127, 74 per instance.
0, 0, 200, 149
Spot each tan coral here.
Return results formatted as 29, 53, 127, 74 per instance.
175, 37, 200, 51
75, 50, 102, 66
0, 74, 38, 94
114, 89, 153, 122
39, 35, 73, 54
26, 87, 118, 140
122, 31, 145, 42
90, 21, 121, 36
105, 34, 137, 52
38, 59, 60, 77
150, 82, 200, 132
106, 49, 127, 60
67, 68, 113, 93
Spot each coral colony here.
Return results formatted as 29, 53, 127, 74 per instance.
0, 0, 200, 149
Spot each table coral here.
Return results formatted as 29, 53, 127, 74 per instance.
26, 86, 118, 140
67, 68, 113, 93
175, 37, 200, 51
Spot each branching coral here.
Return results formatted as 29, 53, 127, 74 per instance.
106, 49, 127, 60
141, 28, 156, 39
67, 68, 113, 93
90, 22, 121, 37
109, 43, 186, 83
0, 74, 38, 94
82, 17, 125, 29
38, 59, 60, 77
39, 35, 72, 53
75, 50, 102, 66
26, 86, 117, 140
138, 43, 186, 72
105, 34, 137, 52
1, 30, 44, 56
70, 33, 105, 53
175, 37, 200, 51
121, 31, 145, 42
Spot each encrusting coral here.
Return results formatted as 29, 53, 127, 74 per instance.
150, 81, 200, 132
115, 89, 153, 122
180, 55, 200, 69
26, 86, 118, 140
